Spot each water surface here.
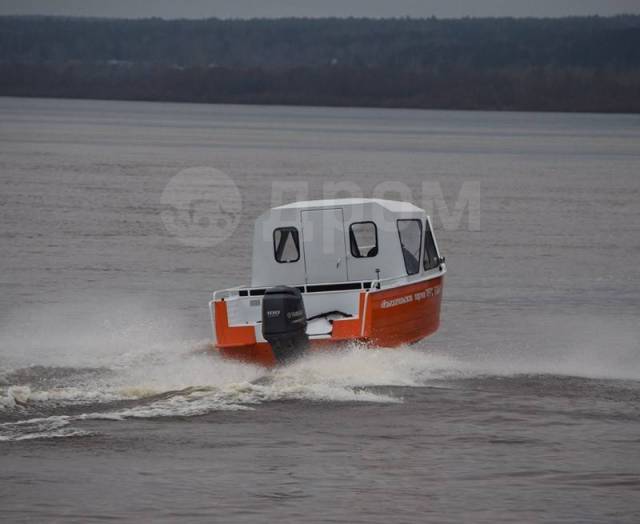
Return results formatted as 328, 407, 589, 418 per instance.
1, 98, 639, 522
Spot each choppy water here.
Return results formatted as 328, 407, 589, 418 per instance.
1, 97, 639, 522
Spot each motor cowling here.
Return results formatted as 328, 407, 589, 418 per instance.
261, 286, 309, 363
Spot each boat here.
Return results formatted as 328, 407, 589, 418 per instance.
210, 198, 445, 366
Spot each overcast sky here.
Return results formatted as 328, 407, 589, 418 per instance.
1, 0, 639, 19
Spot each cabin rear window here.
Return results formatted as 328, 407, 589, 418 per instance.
397, 219, 422, 275
349, 222, 378, 258
423, 221, 440, 271
273, 227, 300, 263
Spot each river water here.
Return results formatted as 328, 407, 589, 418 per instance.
1, 97, 639, 522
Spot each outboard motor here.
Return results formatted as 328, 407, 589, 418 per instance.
261, 286, 309, 364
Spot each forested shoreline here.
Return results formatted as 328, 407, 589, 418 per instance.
1, 15, 639, 112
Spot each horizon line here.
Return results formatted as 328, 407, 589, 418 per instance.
2, 13, 639, 22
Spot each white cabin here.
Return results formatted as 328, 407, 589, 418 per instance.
251, 198, 441, 287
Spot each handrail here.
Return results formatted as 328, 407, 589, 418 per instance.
212, 266, 445, 301
213, 280, 373, 300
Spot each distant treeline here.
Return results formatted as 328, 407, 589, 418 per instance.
1, 16, 640, 112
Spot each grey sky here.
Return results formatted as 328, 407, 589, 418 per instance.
1, 0, 639, 19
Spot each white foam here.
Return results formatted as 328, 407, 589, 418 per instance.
0, 415, 91, 442
272, 345, 463, 387
2, 301, 638, 441
0, 346, 411, 439
0, 298, 195, 371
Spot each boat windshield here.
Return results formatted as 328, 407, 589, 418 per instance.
423, 223, 440, 270
397, 219, 422, 275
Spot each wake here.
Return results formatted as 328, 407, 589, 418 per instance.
1, 300, 638, 440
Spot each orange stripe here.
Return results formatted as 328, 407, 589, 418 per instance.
366, 276, 443, 347
214, 300, 257, 347
218, 343, 276, 366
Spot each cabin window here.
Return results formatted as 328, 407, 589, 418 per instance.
423, 221, 441, 271
349, 222, 378, 258
397, 219, 422, 275
273, 227, 300, 263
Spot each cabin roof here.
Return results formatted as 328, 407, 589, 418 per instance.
273, 198, 423, 214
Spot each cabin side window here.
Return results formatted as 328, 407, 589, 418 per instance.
397, 219, 422, 275
273, 227, 300, 263
423, 221, 441, 271
349, 222, 378, 258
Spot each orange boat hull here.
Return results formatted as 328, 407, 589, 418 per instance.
214, 276, 443, 367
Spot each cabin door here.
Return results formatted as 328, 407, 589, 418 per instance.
301, 208, 348, 284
